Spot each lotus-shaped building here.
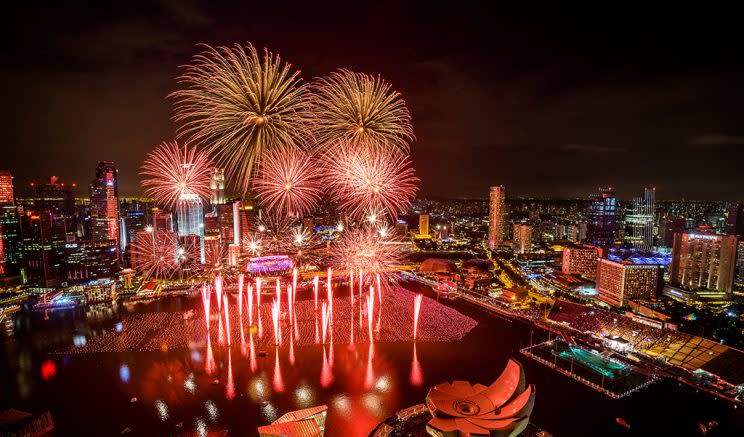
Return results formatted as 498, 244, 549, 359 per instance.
425, 359, 535, 437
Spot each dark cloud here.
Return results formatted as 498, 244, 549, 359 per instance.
1, 2, 743, 200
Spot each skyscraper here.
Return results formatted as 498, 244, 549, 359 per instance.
735, 240, 744, 292
0, 170, 14, 205
512, 223, 533, 254
20, 210, 59, 287
89, 162, 120, 245
726, 202, 744, 237
670, 230, 738, 296
210, 168, 226, 206
0, 170, 21, 276
626, 187, 655, 249
587, 187, 616, 247
662, 215, 686, 248
418, 214, 429, 238
488, 185, 506, 249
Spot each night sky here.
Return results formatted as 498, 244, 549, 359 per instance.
3, 2, 743, 200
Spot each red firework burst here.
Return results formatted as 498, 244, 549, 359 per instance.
330, 224, 404, 280
253, 147, 321, 217
140, 141, 214, 210
131, 231, 201, 279
323, 142, 418, 220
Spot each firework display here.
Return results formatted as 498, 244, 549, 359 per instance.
136, 41, 418, 284
140, 141, 214, 210
252, 147, 321, 217
131, 231, 201, 279
312, 69, 414, 152
171, 43, 313, 195
323, 143, 418, 220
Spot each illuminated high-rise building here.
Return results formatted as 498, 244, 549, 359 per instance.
0, 170, 14, 205
670, 230, 738, 296
661, 215, 685, 247
418, 214, 429, 238
562, 245, 599, 278
63, 239, 119, 283
735, 240, 744, 292
0, 171, 21, 276
177, 199, 205, 263
512, 223, 533, 254
726, 202, 744, 237
152, 208, 173, 233
626, 187, 655, 249
210, 168, 226, 206
596, 258, 660, 307
20, 210, 59, 288
488, 185, 506, 249
587, 187, 616, 247
89, 162, 120, 245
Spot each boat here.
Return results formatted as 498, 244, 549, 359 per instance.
615, 418, 630, 429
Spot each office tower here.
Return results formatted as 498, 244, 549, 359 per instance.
626, 187, 655, 249
447, 221, 455, 239
587, 187, 617, 247
578, 222, 587, 242
418, 214, 430, 238
561, 245, 599, 278
662, 216, 686, 247
488, 185, 506, 249
237, 201, 256, 246
735, 240, 744, 292
670, 231, 738, 296
512, 224, 533, 254
0, 171, 21, 276
216, 204, 235, 246
211, 168, 226, 206
20, 210, 59, 287
152, 208, 173, 233
726, 202, 744, 237
177, 199, 205, 263
63, 239, 119, 282
89, 162, 120, 245
0, 170, 14, 205
596, 258, 660, 307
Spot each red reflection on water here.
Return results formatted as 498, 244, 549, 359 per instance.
226, 349, 235, 400
410, 344, 423, 387
41, 359, 56, 381
201, 285, 210, 330
205, 336, 215, 375
273, 348, 284, 393
249, 330, 257, 372
237, 274, 244, 317
364, 341, 375, 389
223, 295, 231, 346
320, 346, 334, 388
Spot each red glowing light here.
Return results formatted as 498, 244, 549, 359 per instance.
41, 359, 57, 381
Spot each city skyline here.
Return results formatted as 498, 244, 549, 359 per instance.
3, 3, 744, 200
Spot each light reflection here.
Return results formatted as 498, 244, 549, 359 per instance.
184, 374, 196, 394
194, 417, 208, 437
362, 393, 384, 416
155, 400, 169, 421
225, 349, 235, 400
115, 322, 123, 333
119, 364, 130, 384
374, 375, 390, 393
410, 344, 423, 387
332, 394, 351, 415
73, 335, 87, 347
205, 400, 219, 421
272, 347, 284, 393
295, 384, 315, 407
261, 402, 278, 422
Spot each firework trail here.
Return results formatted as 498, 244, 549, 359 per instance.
140, 140, 213, 211
171, 43, 313, 194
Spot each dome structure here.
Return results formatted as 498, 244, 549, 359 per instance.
420, 258, 457, 274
